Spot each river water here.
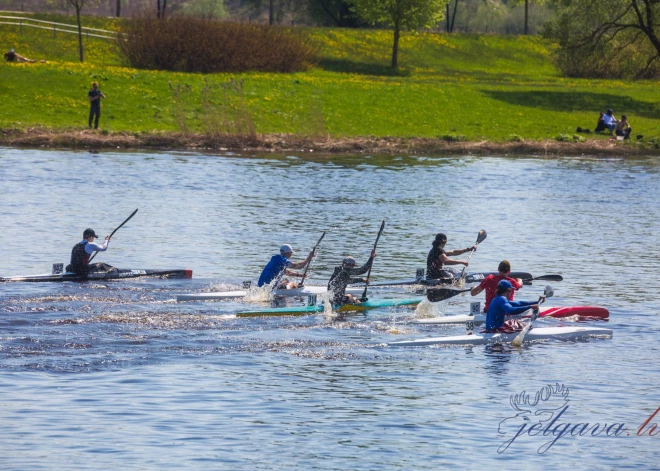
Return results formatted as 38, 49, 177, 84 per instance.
1, 148, 659, 470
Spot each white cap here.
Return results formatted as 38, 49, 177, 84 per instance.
280, 244, 294, 254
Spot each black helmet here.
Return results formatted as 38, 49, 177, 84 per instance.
83, 228, 98, 239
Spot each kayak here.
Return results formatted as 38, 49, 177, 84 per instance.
176, 285, 364, 302
388, 326, 613, 346
236, 297, 423, 317
369, 270, 534, 287
0, 268, 193, 282
413, 306, 609, 325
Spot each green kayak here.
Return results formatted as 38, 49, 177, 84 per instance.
236, 297, 423, 317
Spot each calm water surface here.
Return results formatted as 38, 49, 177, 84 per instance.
1, 148, 659, 470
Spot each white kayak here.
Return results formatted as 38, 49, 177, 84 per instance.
413, 306, 609, 325
176, 285, 364, 302
388, 326, 613, 346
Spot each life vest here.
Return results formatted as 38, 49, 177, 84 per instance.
70, 241, 90, 272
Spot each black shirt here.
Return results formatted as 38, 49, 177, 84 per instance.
89, 89, 102, 107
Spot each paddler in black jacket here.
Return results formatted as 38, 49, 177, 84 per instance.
66, 228, 113, 276
327, 250, 376, 305
426, 233, 476, 281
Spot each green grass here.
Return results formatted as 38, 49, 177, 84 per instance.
1, 12, 659, 142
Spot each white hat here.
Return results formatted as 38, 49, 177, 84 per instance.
280, 244, 294, 254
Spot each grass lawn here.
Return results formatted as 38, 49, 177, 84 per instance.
1, 12, 659, 143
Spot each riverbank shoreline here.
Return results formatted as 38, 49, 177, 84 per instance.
1, 128, 657, 156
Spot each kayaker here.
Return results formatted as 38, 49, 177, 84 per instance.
66, 228, 112, 276
470, 260, 523, 311
484, 280, 542, 333
327, 251, 376, 305
257, 244, 314, 289
426, 233, 476, 281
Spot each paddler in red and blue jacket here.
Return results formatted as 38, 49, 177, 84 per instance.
258, 244, 314, 289
484, 280, 542, 333
470, 260, 523, 311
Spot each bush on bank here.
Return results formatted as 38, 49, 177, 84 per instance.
117, 15, 317, 73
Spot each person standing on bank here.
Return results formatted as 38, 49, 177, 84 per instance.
88, 82, 106, 129
66, 228, 112, 276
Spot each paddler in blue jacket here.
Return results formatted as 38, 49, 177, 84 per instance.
485, 280, 543, 333
66, 228, 112, 276
258, 244, 314, 289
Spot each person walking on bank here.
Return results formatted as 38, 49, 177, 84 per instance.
88, 82, 106, 129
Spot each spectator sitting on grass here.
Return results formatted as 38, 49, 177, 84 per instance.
4, 49, 35, 63
615, 115, 632, 140
601, 109, 618, 134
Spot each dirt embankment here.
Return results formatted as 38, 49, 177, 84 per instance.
1, 128, 657, 156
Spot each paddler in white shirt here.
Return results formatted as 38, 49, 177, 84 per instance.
66, 228, 113, 276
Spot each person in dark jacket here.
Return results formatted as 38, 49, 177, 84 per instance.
327, 250, 376, 305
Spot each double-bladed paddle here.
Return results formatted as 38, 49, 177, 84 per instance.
426, 274, 563, 303
360, 220, 385, 302
298, 231, 326, 287
511, 285, 554, 347
88, 208, 138, 263
457, 229, 487, 283
521, 274, 563, 285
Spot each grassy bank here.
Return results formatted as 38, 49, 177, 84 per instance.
1, 12, 659, 149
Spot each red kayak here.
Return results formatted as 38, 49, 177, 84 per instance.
534, 306, 609, 320
413, 305, 609, 325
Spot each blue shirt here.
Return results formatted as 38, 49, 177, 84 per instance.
258, 254, 291, 287
485, 295, 535, 330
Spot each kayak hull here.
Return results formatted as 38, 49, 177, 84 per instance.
236, 297, 423, 317
0, 268, 193, 283
413, 306, 609, 325
177, 285, 363, 302
389, 326, 613, 346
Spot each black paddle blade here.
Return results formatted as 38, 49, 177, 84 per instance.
476, 229, 487, 245
427, 287, 470, 302
534, 275, 563, 282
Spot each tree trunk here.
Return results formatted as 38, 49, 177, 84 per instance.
163, 0, 167, 17
450, 0, 459, 33
76, 5, 84, 62
269, 0, 274, 25
524, 0, 529, 35
157, 0, 161, 18
446, 3, 450, 32
116, 0, 120, 17
391, 21, 400, 69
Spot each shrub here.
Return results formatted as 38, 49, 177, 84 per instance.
508, 134, 523, 142
438, 133, 466, 142
554, 134, 585, 143
118, 14, 317, 73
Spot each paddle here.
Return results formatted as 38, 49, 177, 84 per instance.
298, 231, 326, 287
360, 220, 385, 302
521, 274, 563, 285
426, 287, 471, 302
456, 229, 487, 283
427, 274, 562, 303
511, 285, 554, 347
87, 208, 138, 263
